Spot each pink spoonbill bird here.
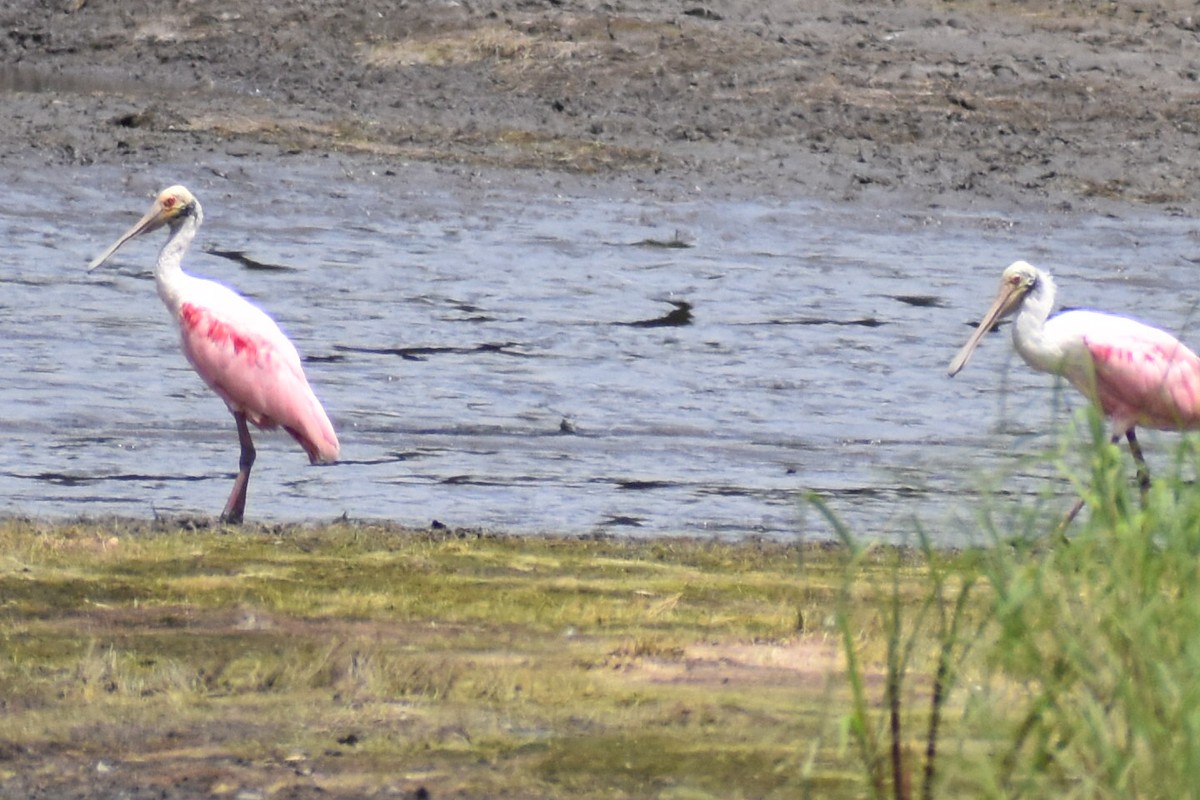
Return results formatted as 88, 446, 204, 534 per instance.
949, 260, 1200, 510
88, 185, 339, 524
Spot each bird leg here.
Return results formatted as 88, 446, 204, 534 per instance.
220, 412, 256, 525
1059, 496, 1087, 537
1124, 428, 1151, 500
1059, 428, 1152, 535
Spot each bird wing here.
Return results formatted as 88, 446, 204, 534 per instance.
175, 283, 340, 463
1056, 311, 1200, 432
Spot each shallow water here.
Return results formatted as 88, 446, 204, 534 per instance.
2, 159, 1198, 544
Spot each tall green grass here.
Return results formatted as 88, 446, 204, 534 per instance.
813, 497, 984, 799
824, 410, 1200, 798
981, 417, 1200, 797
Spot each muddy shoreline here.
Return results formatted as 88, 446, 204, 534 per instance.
5, 0, 1200, 213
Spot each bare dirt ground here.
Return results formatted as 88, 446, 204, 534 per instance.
5, 0, 1200, 211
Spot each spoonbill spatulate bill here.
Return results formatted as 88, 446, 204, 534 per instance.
89, 185, 339, 524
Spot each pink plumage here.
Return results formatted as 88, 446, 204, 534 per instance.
179, 300, 339, 464
1073, 315, 1200, 433
949, 260, 1200, 525
88, 185, 339, 523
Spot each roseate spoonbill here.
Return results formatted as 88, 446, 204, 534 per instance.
88, 185, 339, 524
949, 260, 1200, 514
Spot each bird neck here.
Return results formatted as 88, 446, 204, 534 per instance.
154, 203, 203, 315
1011, 269, 1063, 374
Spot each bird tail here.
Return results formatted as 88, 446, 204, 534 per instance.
287, 423, 339, 464
284, 392, 340, 465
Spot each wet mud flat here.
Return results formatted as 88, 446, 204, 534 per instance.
4, 0, 1200, 212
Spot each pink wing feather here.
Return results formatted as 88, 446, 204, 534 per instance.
1070, 315, 1200, 432
177, 296, 339, 464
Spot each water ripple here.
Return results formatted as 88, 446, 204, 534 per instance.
1, 160, 1193, 543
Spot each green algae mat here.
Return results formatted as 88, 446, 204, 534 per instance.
5, 502, 1193, 799
0, 519, 892, 798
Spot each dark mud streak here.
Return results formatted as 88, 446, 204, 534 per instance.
206, 248, 298, 272
598, 515, 646, 527
616, 479, 677, 490
765, 317, 887, 328
623, 301, 694, 327
963, 319, 1009, 334
627, 234, 694, 249
21, 472, 211, 486
441, 475, 537, 486
891, 295, 947, 308
334, 343, 534, 360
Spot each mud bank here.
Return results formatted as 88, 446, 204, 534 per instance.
4, 0, 1200, 212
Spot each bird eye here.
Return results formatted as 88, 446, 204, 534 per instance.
163, 196, 176, 208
